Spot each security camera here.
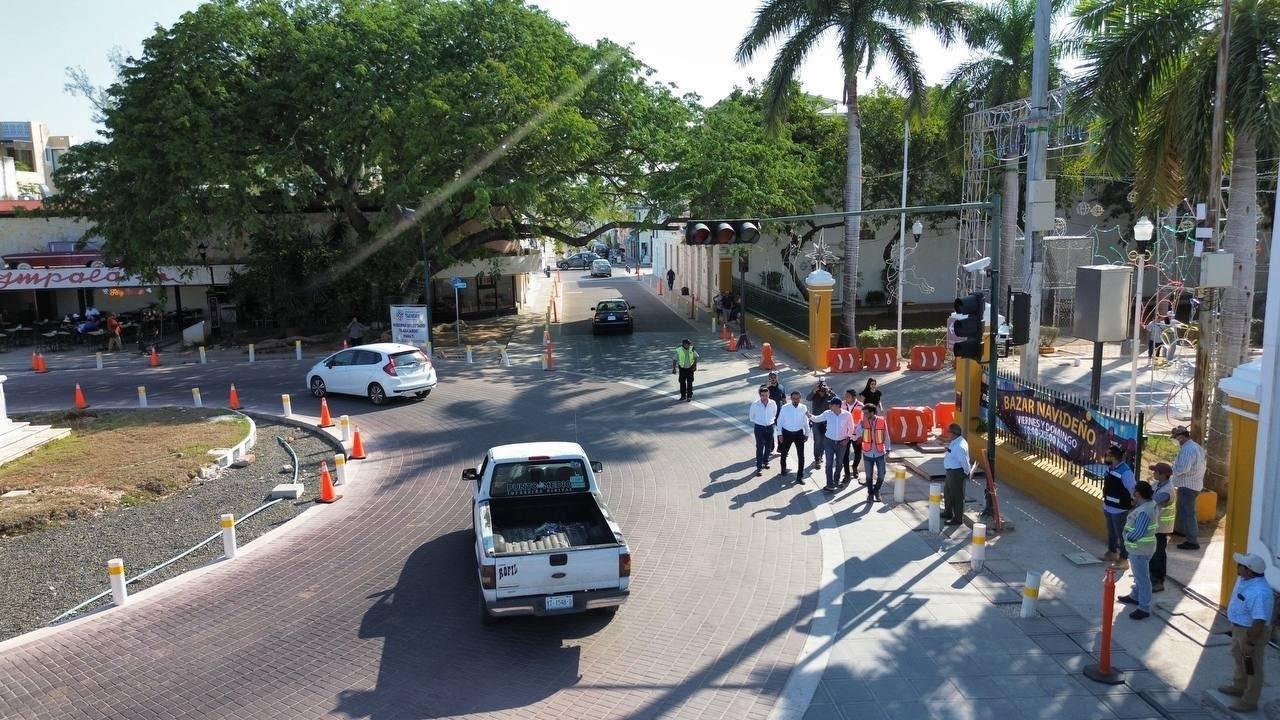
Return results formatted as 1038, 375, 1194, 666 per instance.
962, 257, 992, 273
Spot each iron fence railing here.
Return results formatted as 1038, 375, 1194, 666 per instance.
731, 279, 844, 339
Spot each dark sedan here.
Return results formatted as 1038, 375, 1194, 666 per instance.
557, 252, 600, 270
592, 299, 634, 334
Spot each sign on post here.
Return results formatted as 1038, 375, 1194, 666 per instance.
451, 277, 467, 344
451, 276, 467, 290
389, 305, 429, 347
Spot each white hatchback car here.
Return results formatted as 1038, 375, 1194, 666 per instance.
307, 342, 437, 405
590, 258, 612, 277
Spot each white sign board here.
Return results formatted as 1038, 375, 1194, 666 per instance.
389, 305, 429, 347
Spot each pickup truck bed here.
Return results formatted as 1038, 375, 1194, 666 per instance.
489, 494, 615, 554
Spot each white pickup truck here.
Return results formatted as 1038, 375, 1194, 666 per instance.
466, 441, 631, 623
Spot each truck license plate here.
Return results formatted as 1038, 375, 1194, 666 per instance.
545, 595, 574, 611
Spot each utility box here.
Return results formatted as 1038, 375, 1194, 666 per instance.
1074, 265, 1133, 342
1200, 251, 1234, 288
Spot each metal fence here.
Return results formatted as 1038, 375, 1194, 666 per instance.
730, 280, 841, 339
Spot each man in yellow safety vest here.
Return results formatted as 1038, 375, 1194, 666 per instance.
671, 339, 699, 402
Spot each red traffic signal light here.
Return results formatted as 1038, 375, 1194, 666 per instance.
684, 220, 760, 246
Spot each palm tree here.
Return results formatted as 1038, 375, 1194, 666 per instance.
738, 0, 967, 343
1074, 0, 1279, 491
943, 0, 1065, 289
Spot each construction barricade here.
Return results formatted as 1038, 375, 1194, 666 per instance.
934, 401, 956, 429
826, 347, 862, 373
888, 406, 935, 444
862, 347, 898, 372
907, 345, 946, 371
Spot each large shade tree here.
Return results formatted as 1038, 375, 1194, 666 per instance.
737, 0, 967, 342
1074, 0, 1279, 491
48, 0, 693, 291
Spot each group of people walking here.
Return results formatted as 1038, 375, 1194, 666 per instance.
747, 374, 895, 498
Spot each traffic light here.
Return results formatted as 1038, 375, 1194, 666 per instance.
953, 292, 986, 360
684, 220, 761, 246
1009, 291, 1031, 346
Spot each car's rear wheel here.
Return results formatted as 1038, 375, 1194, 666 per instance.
367, 383, 386, 405
626, 323, 634, 334
479, 588, 497, 625
309, 376, 327, 397
415, 390, 431, 399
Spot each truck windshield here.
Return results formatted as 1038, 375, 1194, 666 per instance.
490, 460, 589, 497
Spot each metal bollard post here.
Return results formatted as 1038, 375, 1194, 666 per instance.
281, 393, 292, 417
500, 350, 511, 367
220, 514, 237, 560
108, 558, 127, 606
1021, 570, 1042, 618
339, 415, 352, 444
198, 346, 207, 364
970, 522, 987, 571
295, 340, 303, 360
95, 352, 103, 370
893, 466, 907, 503
248, 344, 256, 363
192, 387, 203, 408
334, 453, 347, 485
928, 481, 942, 533
1084, 566, 1124, 684
466, 345, 474, 363
137, 386, 148, 408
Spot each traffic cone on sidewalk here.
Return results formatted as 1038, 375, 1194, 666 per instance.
74, 383, 89, 410
759, 342, 778, 370
318, 397, 334, 428
350, 425, 367, 460
30, 351, 38, 371
658, 279, 664, 296
35, 353, 48, 374
720, 322, 731, 341
148, 346, 160, 367
316, 461, 341, 503
727, 335, 738, 352
229, 383, 242, 410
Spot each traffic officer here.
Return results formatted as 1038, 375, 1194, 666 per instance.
671, 339, 699, 401
1117, 480, 1157, 620
942, 423, 970, 526
1219, 552, 1274, 712
1101, 445, 1135, 568
777, 391, 811, 484
1148, 462, 1176, 592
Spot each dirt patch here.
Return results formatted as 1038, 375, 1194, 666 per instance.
0, 408, 250, 536
431, 316, 520, 349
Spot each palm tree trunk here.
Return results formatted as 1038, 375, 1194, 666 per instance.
842, 73, 863, 344
1203, 128, 1259, 494
1002, 158, 1020, 295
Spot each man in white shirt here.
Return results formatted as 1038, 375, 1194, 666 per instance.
942, 423, 971, 526
748, 386, 778, 477
777, 391, 812, 484
1169, 426, 1206, 549
815, 397, 852, 492
1219, 552, 1274, 712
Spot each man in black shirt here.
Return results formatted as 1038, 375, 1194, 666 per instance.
808, 378, 836, 470
765, 372, 785, 456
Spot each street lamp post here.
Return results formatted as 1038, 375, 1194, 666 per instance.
1128, 217, 1154, 414
896, 219, 923, 359
397, 206, 434, 347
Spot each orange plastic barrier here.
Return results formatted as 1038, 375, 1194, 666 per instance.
934, 401, 956, 429
826, 347, 862, 373
862, 347, 898, 372
908, 345, 946, 371
888, 406, 935, 444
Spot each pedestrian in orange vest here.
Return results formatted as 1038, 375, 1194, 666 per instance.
858, 404, 892, 502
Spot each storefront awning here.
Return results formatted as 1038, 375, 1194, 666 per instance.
0, 264, 242, 291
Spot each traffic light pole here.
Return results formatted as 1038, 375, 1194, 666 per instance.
983, 194, 1004, 531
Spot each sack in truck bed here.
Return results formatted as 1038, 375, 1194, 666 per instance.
494, 521, 596, 554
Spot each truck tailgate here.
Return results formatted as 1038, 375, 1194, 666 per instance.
494, 545, 622, 599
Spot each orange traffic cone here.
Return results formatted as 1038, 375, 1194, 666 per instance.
759, 342, 778, 370
658, 279, 664, 296
74, 383, 89, 410
720, 322, 731, 341
727, 335, 738, 352
316, 461, 341, 503
349, 424, 367, 460
30, 351, 39, 371
318, 397, 334, 428
35, 353, 48, 374
148, 346, 160, 367
229, 383, 241, 410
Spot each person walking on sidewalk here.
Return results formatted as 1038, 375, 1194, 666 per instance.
859, 377, 883, 408
858, 404, 891, 502
1169, 426, 1206, 549
942, 423, 970, 526
1219, 552, 1274, 712
671, 339, 699, 401
841, 390, 863, 484
765, 372, 786, 457
1149, 462, 1176, 592
777, 391, 811, 484
1118, 481, 1157, 619
749, 386, 778, 476
1101, 445, 1135, 567
346, 316, 368, 346
815, 397, 852, 492
666, 267, 676, 293
809, 379, 836, 471
105, 313, 123, 352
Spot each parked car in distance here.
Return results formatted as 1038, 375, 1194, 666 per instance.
590, 259, 612, 277
557, 252, 599, 270
306, 342, 437, 405
592, 298, 634, 334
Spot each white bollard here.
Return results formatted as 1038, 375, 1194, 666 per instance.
220, 514, 237, 560
248, 344, 256, 363
192, 387, 203, 408
95, 352, 103, 370
971, 522, 987, 572
1021, 570, 1043, 618
107, 558, 128, 606
281, 393, 292, 417
340, 415, 352, 444
712, 316, 718, 333
295, 340, 303, 361
198, 346, 207, 364
137, 386, 148, 408
500, 350, 511, 367
334, 453, 347, 486
466, 345, 474, 363
893, 466, 907, 503
541, 353, 549, 370
928, 481, 942, 533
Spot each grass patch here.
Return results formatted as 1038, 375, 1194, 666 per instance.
0, 408, 250, 536
1143, 434, 1180, 465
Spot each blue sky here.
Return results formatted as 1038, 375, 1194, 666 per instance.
2, 0, 975, 142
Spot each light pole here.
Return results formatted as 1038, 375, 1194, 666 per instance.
896, 219, 923, 358
397, 205, 434, 347
1128, 216, 1154, 413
